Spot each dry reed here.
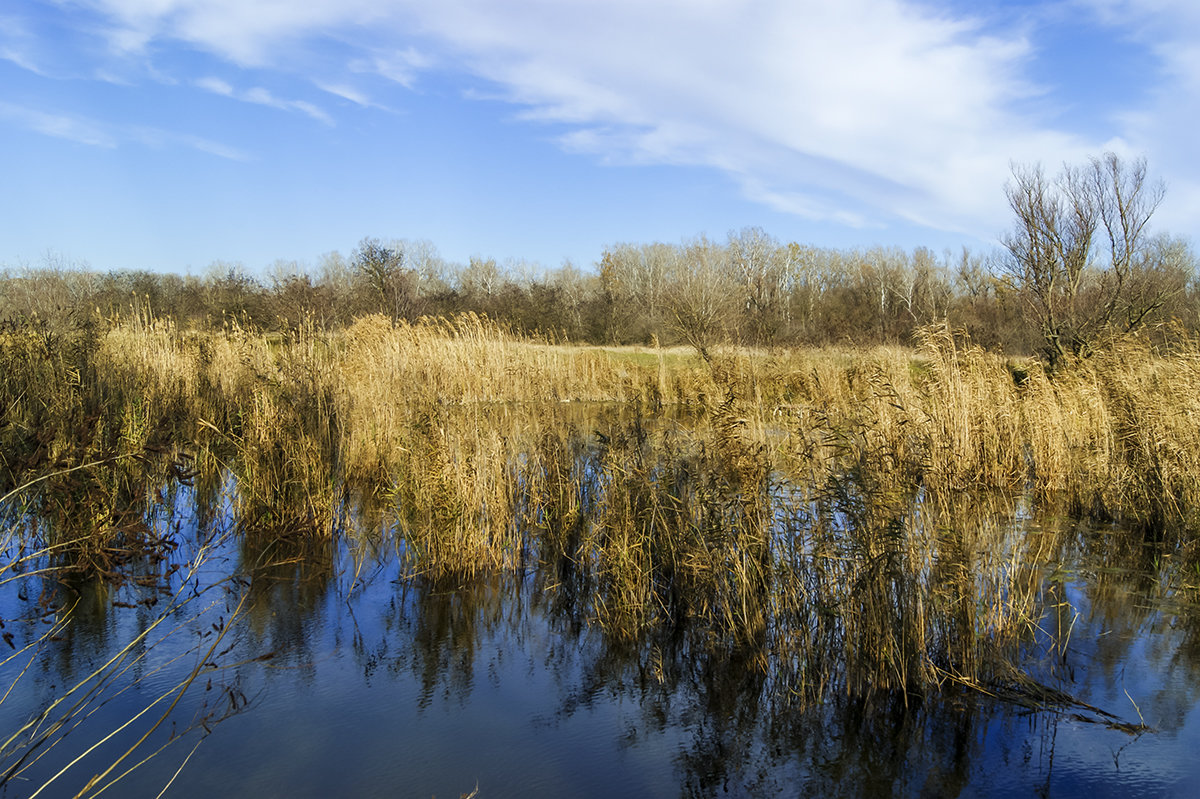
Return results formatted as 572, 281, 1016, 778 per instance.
5, 313, 1200, 710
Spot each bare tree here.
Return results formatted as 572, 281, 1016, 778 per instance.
352, 237, 419, 321
728, 226, 787, 344
665, 235, 738, 359
459, 255, 501, 299
1000, 152, 1171, 365
403, 238, 451, 298
596, 243, 672, 344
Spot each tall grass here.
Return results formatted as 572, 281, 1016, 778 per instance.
4, 312, 1199, 710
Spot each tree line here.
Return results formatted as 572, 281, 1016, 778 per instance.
3, 154, 1195, 360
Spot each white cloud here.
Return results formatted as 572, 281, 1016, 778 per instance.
314, 82, 396, 113
58, 1, 1200, 238
1072, 0, 1200, 232
175, 134, 248, 161
349, 47, 431, 88
0, 99, 246, 159
195, 75, 233, 96
0, 14, 48, 75
195, 76, 333, 124
243, 86, 331, 124
0, 101, 117, 147
79, 0, 387, 65
316, 82, 369, 106
0, 43, 42, 74
389, 0, 1092, 235
132, 126, 249, 160
288, 99, 332, 125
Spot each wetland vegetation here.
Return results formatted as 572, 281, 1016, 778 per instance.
5, 311, 1200, 795
4, 154, 1200, 795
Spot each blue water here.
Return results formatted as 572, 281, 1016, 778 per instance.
3, 493, 1200, 797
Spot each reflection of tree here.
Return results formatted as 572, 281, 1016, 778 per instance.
337, 480, 1200, 795
0, 519, 253, 798
12, 396, 1200, 796
524, 611, 988, 798
239, 533, 335, 675
355, 575, 526, 710
1054, 527, 1200, 735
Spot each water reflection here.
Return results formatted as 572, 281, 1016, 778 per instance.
0, 514, 254, 797
5, 435, 1200, 796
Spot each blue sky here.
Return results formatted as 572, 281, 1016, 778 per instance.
2, 0, 1198, 275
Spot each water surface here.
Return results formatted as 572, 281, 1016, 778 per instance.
3, 479, 1200, 797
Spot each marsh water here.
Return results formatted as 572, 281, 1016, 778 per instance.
4, 433, 1200, 797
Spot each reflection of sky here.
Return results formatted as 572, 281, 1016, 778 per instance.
966, 534, 1200, 798
117, 551, 692, 798
973, 709, 1198, 797
5, 485, 1200, 796
1038, 575, 1200, 797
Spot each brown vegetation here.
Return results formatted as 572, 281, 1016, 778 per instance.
6, 155, 1196, 791
4, 312, 1199, 713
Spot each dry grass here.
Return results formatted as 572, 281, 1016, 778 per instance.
4, 313, 1200, 708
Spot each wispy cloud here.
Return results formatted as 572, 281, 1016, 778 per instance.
1071, 0, 1200, 229
195, 75, 234, 96
0, 42, 44, 75
195, 76, 333, 124
314, 81, 394, 112
0, 101, 117, 147
81, 0, 387, 65
51, 1, 1200, 236
316, 82, 370, 106
0, 14, 48, 75
0, 99, 247, 159
132, 126, 250, 161
393, 0, 1090, 235
349, 46, 431, 88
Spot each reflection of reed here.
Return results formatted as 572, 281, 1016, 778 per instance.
0, 517, 254, 798
5, 313, 1200, 727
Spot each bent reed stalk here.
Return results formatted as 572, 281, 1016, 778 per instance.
4, 312, 1200, 707
0, 483, 253, 797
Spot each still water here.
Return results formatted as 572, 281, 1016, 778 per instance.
3, 483, 1200, 797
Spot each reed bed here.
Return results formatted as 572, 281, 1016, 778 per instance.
3, 313, 1199, 710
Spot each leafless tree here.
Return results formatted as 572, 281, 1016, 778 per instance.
1000, 152, 1172, 365
728, 226, 788, 344
665, 235, 738, 359
352, 237, 419, 321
